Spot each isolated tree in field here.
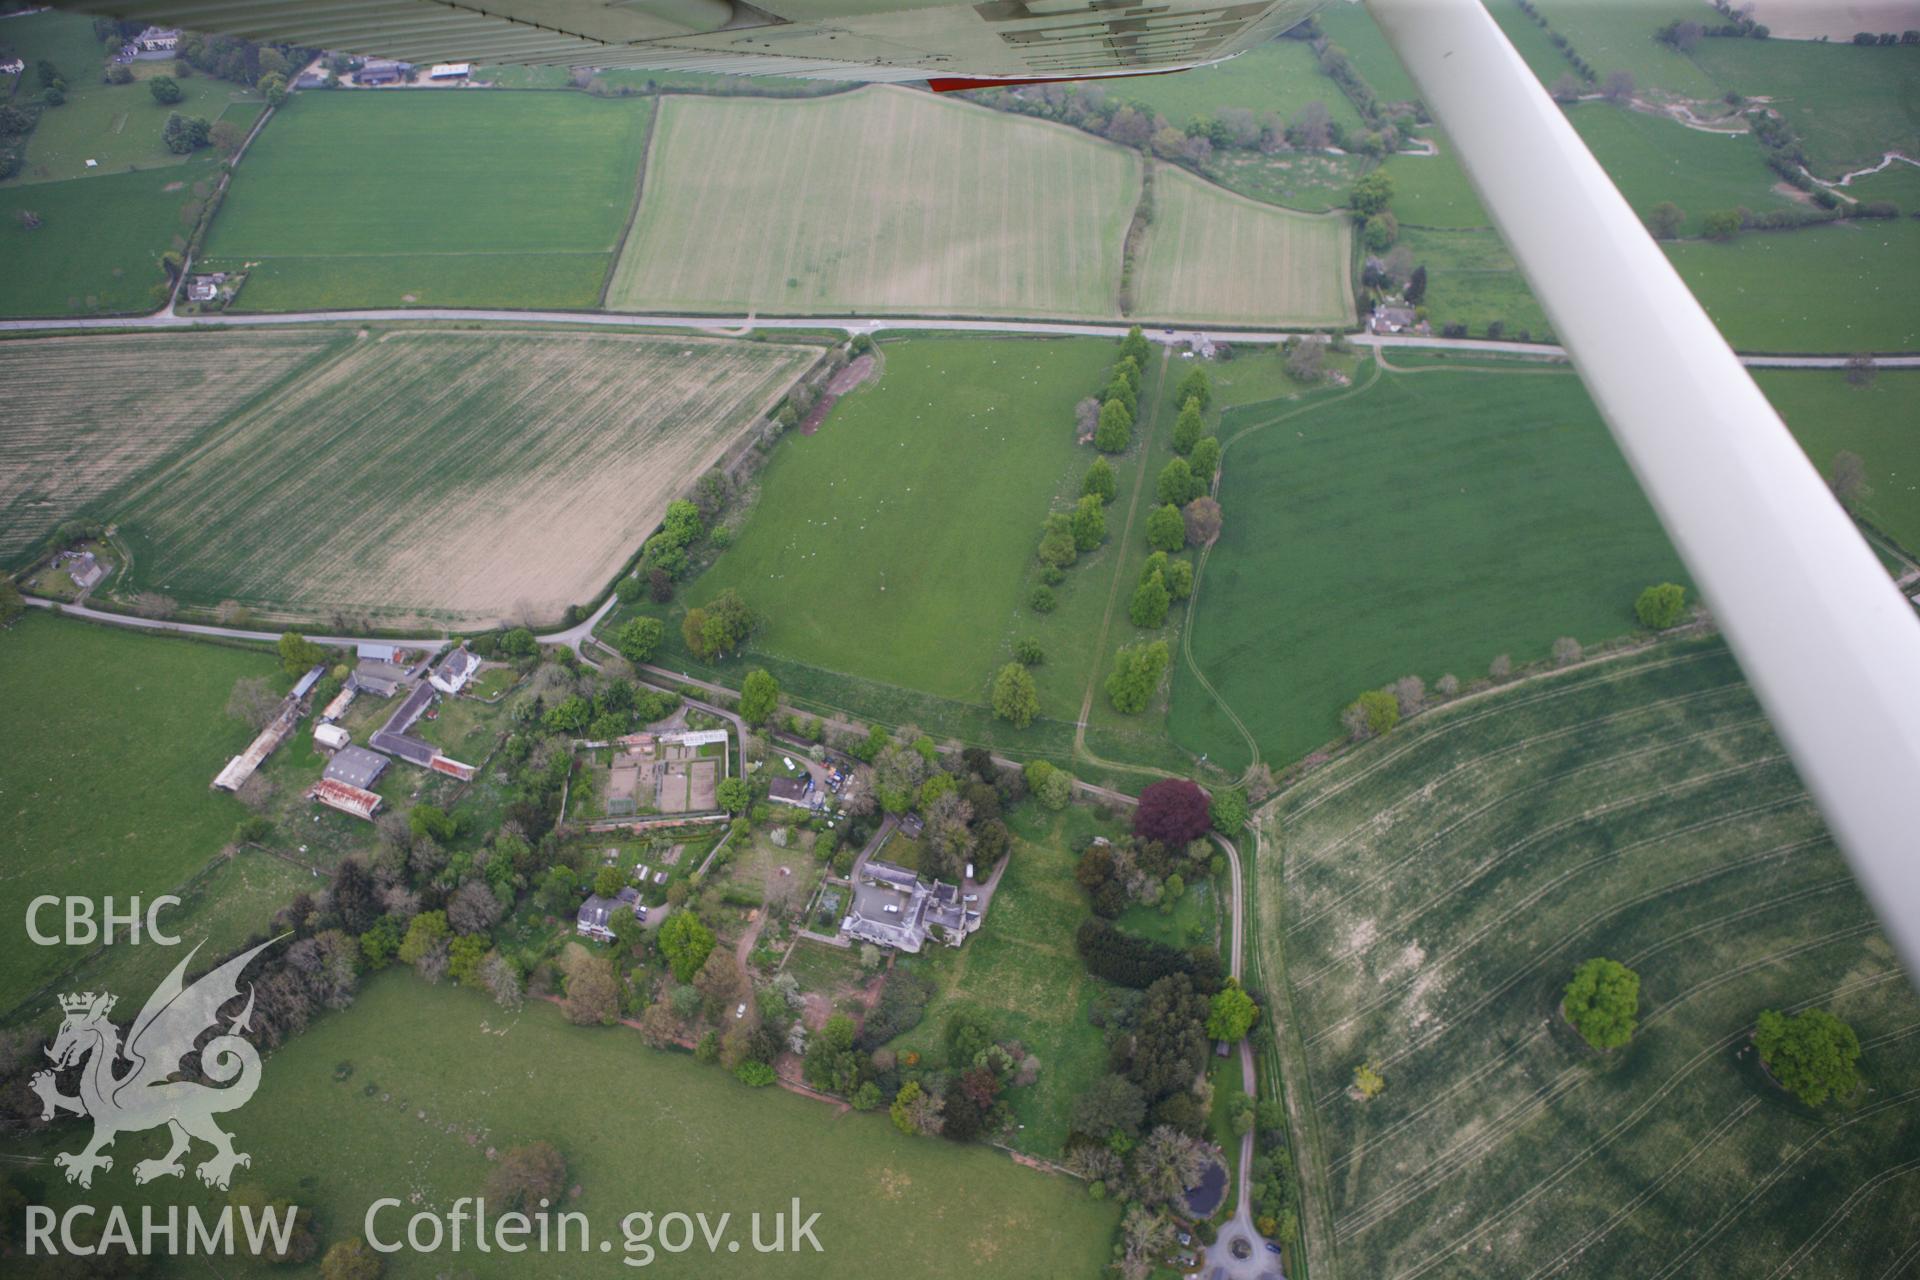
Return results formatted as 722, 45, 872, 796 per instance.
659, 911, 717, 983
1844, 354, 1877, 387
1171, 398, 1204, 453
1183, 496, 1223, 546
1135, 778, 1213, 845
739, 668, 779, 724
161, 112, 210, 153
1083, 456, 1116, 503
1038, 512, 1079, 568
1176, 367, 1212, 412
1754, 1007, 1861, 1106
1352, 1061, 1386, 1098
1075, 396, 1101, 439
1188, 436, 1220, 485
1646, 201, 1685, 240
1552, 635, 1583, 666
716, 776, 750, 812
1157, 457, 1194, 507
1130, 571, 1171, 628
614, 615, 664, 664
1095, 397, 1134, 453
1827, 450, 1869, 506
1072, 493, 1107, 550
1286, 339, 1325, 383
149, 74, 183, 104
1702, 209, 1742, 241
1563, 958, 1640, 1050
485, 1141, 567, 1212
1107, 639, 1171, 715
1162, 557, 1194, 600
1206, 980, 1259, 1041
1392, 674, 1426, 716
1210, 787, 1247, 833
1349, 170, 1394, 217
278, 630, 328, 677
1146, 503, 1186, 553
991, 662, 1039, 729
1634, 582, 1688, 629
1343, 689, 1400, 739
320, 1238, 382, 1280
1404, 264, 1428, 304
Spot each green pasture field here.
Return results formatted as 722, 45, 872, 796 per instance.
1484, 0, 1586, 90
3, 975, 1119, 1279
613, 336, 1135, 761
1103, 35, 1366, 132
1130, 165, 1354, 326
1313, 1, 1420, 104
0, 329, 342, 563
1267, 639, 1920, 1279
1528, 0, 1722, 97
1666, 217, 1920, 353
0, 612, 289, 1011
889, 801, 1123, 1156
1571, 103, 1797, 235
200, 92, 651, 310
1756, 368, 1920, 554
1174, 362, 1685, 771
101, 328, 813, 628
1845, 157, 1920, 208
1396, 226, 1552, 338
1689, 38, 1920, 178
0, 163, 220, 317
607, 87, 1140, 319
1381, 137, 1490, 228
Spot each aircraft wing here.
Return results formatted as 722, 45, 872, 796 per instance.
63, 0, 1330, 83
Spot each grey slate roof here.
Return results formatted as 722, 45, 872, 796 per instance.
323, 745, 390, 790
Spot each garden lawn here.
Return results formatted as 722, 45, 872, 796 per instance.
0, 164, 221, 317
1268, 638, 1920, 1278
199, 92, 651, 309
1174, 363, 1686, 770
0, 613, 284, 1007
1382, 136, 1490, 228
607, 87, 1139, 319
3, 975, 1119, 1279
623, 336, 1130, 761
1665, 217, 1920, 353
886, 802, 1121, 1156
1757, 368, 1920, 554
1689, 37, 1920, 178
15, 65, 252, 183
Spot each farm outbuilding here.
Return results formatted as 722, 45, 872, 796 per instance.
313, 723, 351, 751
324, 745, 389, 790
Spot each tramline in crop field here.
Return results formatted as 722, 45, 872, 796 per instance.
103, 329, 816, 628
1264, 639, 1920, 1279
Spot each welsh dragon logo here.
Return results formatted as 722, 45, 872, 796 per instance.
31, 938, 279, 1191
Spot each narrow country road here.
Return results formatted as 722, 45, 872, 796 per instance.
0, 305, 1909, 367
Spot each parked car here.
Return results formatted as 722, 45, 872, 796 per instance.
1265, 1241, 1284, 1254
735, 1003, 747, 1019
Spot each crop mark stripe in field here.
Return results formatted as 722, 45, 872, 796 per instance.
1769, 1147, 1920, 1277
1523, 1096, 1764, 1280
1621, 873, 1856, 968
1876, 1236, 1920, 1280
1379, 958, 1899, 1277
1284, 687, 1757, 882
1300, 827, 1826, 1037
1649, 1081, 1920, 1280
1275, 648, 1726, 825
1291, 751, 1794, 943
